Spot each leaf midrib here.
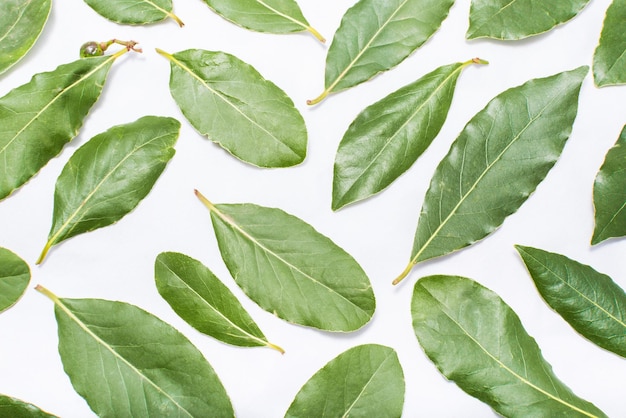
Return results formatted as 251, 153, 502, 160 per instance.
254, 0, 307, 30
341, 352, 394, 418
0, 0, 34, 44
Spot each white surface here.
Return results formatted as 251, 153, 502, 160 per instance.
0, 1, 625, 417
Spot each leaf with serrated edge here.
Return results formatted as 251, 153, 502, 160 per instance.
593, 0, 626, 86
84, 0, 184, 26
0, 395, 57, 418
0, 248, 30, 314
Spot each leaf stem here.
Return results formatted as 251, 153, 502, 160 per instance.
168, 11, 185, 27
36, 241, 53, 265
307, 89, 329, 106
35, 284, 60, 304
194, 189, 216, 212
307, 26, 325, 43
392, 261, 415, 286
266, 341, 285, 354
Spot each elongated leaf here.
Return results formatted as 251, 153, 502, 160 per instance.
393, 67, 587, 285
196, 191, 375, 332
36, 286, 234, 418
0, 395, 57, 418
159, 48, 307, 168
0, 248, 30, 314
84, 0, 184, 27
155, 251, 284, 353
38, 116, 180, 263
593, 0, 626, 86
516, 245, 626, 358
592, 125, 626, 244
0, 0, 51, 75
0, 50, 130, 202
308, 0, 455, 105
332, 59, 487, 211
201, 0, 323, 42
285, 344, 405, 418
467, 0, 591, 40
412, 275, 608, 417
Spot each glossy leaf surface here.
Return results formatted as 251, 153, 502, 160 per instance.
38, 116, 180, 263
412, 275, 608, 417
516, 245, 626, 358
0, 248, 30, 314
155, 251, 283, 352
0, 51, 126, 202
84, 0, 184, 26
0, 395, 57, 418
0, 0, 51, 75
332, 59, 486, 211
160, 48, 307, 168
467, 0, 591, 40
285, 344, 405, 418
394, 67, 587, 285
593, 0, 626, 86
592, 125, 626, 244
196, 191, 375, 332
201, 0, 323, 41
309, 0, 455, 104
37, 286, 234, 418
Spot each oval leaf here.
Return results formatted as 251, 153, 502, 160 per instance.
0, 0, 51, 75
308, 0, 455, 105
0, 51, 129, 202
593, 0, 626, 87
84, 0, 184, 26
592, 125, 626, 244
201, 0, 323, 42
332, 58, 487, 211
516, 245, 626, 358
412, 275, 608, 417
155, 251, 284, 353
159, 48, 307, 168
393, 67, 587, 285
0, 248, 30, 314
195, 191, 376, 332
36, 286, 234, 418
467, 0, 591, 40
285, 344, 405, 418
37, 116, 180, 263
0, 395, 57, 418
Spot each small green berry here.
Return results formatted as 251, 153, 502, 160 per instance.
80, 41, 104, 58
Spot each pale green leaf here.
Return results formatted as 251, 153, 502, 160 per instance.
159, 48, 307, 168
0, 395, 57, 418
593, 0, 626, 87
84, 0, 184, 27
0, 248, 30, 314
196, 191, 376, 332
516, 245, 626, 358
285, 344, 405, 418
38, 116, 180, 263
412, 275, 608, 417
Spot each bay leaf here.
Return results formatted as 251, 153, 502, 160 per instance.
158, 48, 307, 168
0, 395, 57, 418
196, 190, 376, 332
201, 0, 323, 42
0, 50, 131, 202
592, 125, 626, 244
516, 245, 626, 358
155, 251, 284, 353
0, 248, 30, 314
36, 285, 234, 418
412, 275, 608, 417
593, 0, 626, 87
37, 116, 180, 264
84, 0, 184, 27
332, 58, 487, 211
393, 67, 587, 285
467, 0, 591, 40
0, 0, 51, 75
285, 344, 405, 418
308, 0, 455, 105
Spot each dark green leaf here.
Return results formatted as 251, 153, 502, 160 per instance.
593, 0, 626, 87
0, 395, 57, 418
84, 0, 184, 26
0, 248, 30, 314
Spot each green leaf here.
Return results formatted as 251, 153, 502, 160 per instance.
0, 395, 57, 418
308, 0, 455, 105
592, 125, 626, 244
36, 285, 234, 418
412, 275, 608, 418
393, 67, 587, 285
196, 190, 376, 332
84, 0, 184, 27
155, 251, 284, 353
516, 245, 626, 358
158, 48, 307, 168
332, 58, 487, 211
285, 344, 405, 418
201, 0, 324, 42
0, 248, 30, 314
0, 0, 51, 75
37, 116, 180, 263
593, 0, 626, 86
0, 50, 129, 202
467, 0, 591, 40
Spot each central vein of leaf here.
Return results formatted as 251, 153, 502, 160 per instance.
0, 0, 34, 44
255, 0, 306, 29
341, 354, 393, 418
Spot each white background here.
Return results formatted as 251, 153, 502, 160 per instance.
0, 0, 625, 416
